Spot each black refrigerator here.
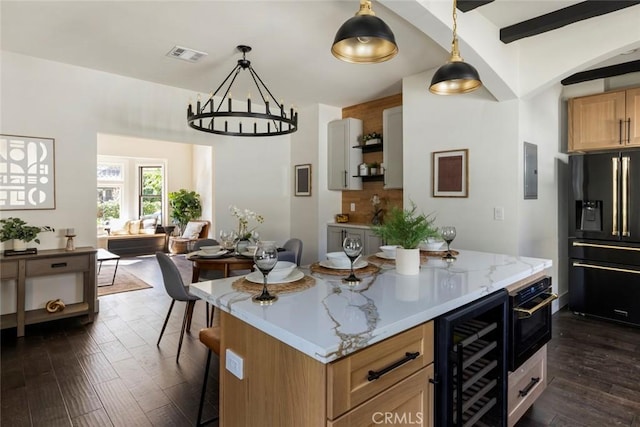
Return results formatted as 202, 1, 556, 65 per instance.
569, 149, 640, 326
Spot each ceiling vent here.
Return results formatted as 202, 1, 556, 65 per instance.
166, 46, 207, 63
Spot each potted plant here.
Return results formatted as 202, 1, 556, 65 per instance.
0, 217, 54, 251
361, 132, 382, 146
168, 189, 202, 233
371, 201, 438, 275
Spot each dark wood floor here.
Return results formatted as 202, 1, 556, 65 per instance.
2, 255, 639, 426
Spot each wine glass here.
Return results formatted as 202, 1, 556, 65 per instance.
219, 230, 237, 251
251, 241, 279, 305
342, 235, 363, 283
440, 226, 457, 262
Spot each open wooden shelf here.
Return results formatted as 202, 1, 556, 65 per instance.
353, 174, 384, 182
352, 143, 383, 153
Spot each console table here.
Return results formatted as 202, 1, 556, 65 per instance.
0, 247, 97, 337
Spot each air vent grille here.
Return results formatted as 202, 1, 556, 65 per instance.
166, 46, 208, 63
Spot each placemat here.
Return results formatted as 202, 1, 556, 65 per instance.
309, 262, 380, 276
420, 249, 459, 257
367, 250, 460, 265
232, 275, 315, 295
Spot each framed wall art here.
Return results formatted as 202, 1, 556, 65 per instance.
0, 134, 56, 210
294, 164, 311, 197
432, 149, 468, 198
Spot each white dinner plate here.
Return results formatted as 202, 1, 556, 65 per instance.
188, 250, 229, 259
319, 260, 368, 270
246, 269, 304, 284
375, 252, 396, 260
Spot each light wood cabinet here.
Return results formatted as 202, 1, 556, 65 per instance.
383, 106, 403, 189
568, 87, 640, 152
507, 345, 547, 427
220, 312, 434, 426
0, 247, 97, 337
328, 118, 363, 190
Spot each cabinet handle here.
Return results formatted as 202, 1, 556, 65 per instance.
619, 119, 623, 144
367, 351, 420, 381
572, 261, 640, 275
627, 118, 631, 144
344, 170, 347, 188
51, 262, 68, 268
519, 377, 540, 397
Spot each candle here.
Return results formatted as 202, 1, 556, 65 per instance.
67, 228, 75, 236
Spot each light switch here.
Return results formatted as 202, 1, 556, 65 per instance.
350, 203, 356, 212
494, 207, 505, 221
226, 349, 244, 380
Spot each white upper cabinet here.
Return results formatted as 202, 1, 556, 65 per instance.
383, 106, 403, 189
328, 118, 363, 191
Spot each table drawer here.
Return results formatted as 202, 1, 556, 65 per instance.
26, 255, 89, 276
508, 345, 547, 427
327, 321, 433, 420
1, 261, 19, 279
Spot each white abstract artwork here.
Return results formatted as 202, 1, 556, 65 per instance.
0, 135, 56, 210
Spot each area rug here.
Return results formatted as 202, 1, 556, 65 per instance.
97, 264, 152, 296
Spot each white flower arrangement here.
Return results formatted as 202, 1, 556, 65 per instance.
229, 205, 264, 240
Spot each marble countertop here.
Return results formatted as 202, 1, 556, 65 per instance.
190, 249, 552, 364
326, 222, 373, 229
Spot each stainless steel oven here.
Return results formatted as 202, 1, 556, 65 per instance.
509, 276, 556, 371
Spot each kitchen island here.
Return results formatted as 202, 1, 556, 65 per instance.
190, 249, 552, 426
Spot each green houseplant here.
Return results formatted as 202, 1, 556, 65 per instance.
168, 189, 202, 233
371, 201, 438, 275
0, 217, 54, 250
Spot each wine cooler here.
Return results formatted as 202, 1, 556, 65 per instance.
435, 290, 508, 426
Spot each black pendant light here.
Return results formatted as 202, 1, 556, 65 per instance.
187, 45, 298, 137
332, 0, 398, 64
429, 0, 482, 95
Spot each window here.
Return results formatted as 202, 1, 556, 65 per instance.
139, 166, 163, 223
97, 162, 124, 223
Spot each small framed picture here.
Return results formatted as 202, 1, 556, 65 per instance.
294, 164, 311, 197
432, 149, 468, 198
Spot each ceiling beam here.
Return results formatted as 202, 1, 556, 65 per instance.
561, 60, 640, 85
457, 0, 494, 13
500, 1, 640, 44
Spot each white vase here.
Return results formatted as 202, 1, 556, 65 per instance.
13, 239, 27, 251
395, 247, 420, 275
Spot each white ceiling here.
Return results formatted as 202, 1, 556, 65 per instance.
0, 1, 636, 108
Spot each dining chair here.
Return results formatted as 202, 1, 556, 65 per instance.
196, 326, 221, 426
155, 252, 211, 363
283, 238, 303, 266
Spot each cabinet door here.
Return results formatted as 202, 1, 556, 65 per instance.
383, 106, 403, 189
568, 91, 626, 152
328, 120, 348, 190
328, 119, 363, 190
364, 230, 383, 255
626, 87, 640, 147
328, 365, 434, 427
327, 227, 346, 253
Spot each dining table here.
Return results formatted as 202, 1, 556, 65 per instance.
188, 252, 255, 282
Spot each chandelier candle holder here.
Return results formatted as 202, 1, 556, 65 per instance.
187, 45, 298, 137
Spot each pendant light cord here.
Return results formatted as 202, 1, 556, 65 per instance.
449, 0, 463, 62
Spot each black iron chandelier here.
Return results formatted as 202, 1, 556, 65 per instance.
187, 45, 298, 137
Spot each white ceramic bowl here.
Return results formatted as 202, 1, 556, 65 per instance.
200, 245, 222, 254
326, 252, 351, 269
420, 240, 444, 251
258, 261, 296, 282
380, 245, 398, 258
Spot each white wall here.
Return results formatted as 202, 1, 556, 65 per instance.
290, 104, 342, 264
518, 84, 567, 310
1, 51, 291, 309
403, 69, 520, 255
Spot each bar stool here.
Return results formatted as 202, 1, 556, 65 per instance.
196, 326, 221, 426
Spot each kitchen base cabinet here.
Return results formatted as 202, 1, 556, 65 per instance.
327, 224, 382, 255
0, 247, 97, 337
507, 345, 547, 427
219, 311, 434, 426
